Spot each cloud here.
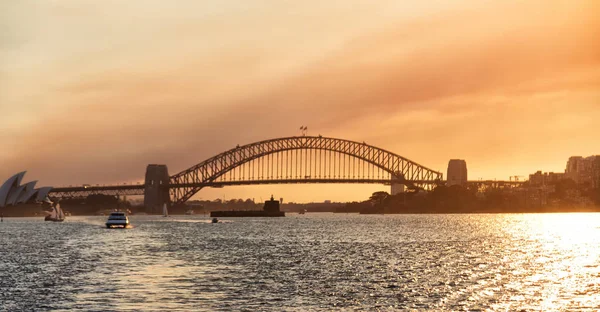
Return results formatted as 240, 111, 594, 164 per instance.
0, 1, 599, 201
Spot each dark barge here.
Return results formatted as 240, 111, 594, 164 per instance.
210, 196, 285, 217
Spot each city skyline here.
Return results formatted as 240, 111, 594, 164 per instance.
1, 0, 599, 202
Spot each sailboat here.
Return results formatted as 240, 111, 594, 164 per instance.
162, 203, 169, 217
45, 202, 65, 222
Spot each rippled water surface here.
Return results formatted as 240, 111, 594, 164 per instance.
1, 213, 600, 311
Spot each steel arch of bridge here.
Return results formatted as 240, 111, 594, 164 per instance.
169, 136, 443, 206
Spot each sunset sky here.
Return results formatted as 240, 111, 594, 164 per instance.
1, 1, 599, 202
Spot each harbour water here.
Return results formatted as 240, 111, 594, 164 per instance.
1, 213, 599, 311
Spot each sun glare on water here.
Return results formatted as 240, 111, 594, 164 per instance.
499, 213, 600, 310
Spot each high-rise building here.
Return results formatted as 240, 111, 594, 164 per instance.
565, 155, 600, 186
447, 159, 467, 186
566, 156, 584, 182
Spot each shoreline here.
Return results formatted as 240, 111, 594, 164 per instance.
2, 210, 600, 218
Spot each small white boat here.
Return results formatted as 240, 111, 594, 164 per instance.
106, 211, 130, 228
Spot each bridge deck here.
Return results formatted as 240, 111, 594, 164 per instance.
48, 179, 524, 199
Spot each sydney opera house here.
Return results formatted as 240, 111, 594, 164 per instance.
0, 172, 53, 216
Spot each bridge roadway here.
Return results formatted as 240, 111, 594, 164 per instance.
48, 179, 525, 199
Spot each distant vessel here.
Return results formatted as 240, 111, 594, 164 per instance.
162, 203, 168, 217
185, 209, 194, 215
210, 195, 285, 217
212, 217, 219, 223
45, 203, 65, 222
106, 211, 130, 228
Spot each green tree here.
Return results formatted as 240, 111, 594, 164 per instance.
369, 191, 389, 205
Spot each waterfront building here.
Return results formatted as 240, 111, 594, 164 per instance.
0, 172, 54, 216
0, 172, 52, 208
565, 155, 600, 186
529, 171, 565, 186
591, 156, 600, 188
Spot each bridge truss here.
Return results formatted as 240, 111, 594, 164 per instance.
169, 136, 443, 206
48, 136, 445, 204
48, 185, 145, 200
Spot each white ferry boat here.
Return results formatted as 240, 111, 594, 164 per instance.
106, 211, 130, 228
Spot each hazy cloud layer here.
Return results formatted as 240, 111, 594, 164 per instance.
1, 1, 598, 201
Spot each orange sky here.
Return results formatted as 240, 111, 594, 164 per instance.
1, 1, 599, 202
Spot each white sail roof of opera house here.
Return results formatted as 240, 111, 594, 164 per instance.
7, 184, 27, 206
0, 172, 53, 208
17, 181, 38, 204
0, 172, 25, 207
35, 187, 53, 202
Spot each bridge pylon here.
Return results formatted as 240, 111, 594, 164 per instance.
391, 172, 406, 195
144, 164, 170, 214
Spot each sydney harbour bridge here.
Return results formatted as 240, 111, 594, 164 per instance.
47, 136, 449, 212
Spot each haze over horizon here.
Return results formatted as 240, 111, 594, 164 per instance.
1, 0, 599, 202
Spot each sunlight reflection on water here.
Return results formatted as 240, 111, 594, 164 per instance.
1, 213, 599, 310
